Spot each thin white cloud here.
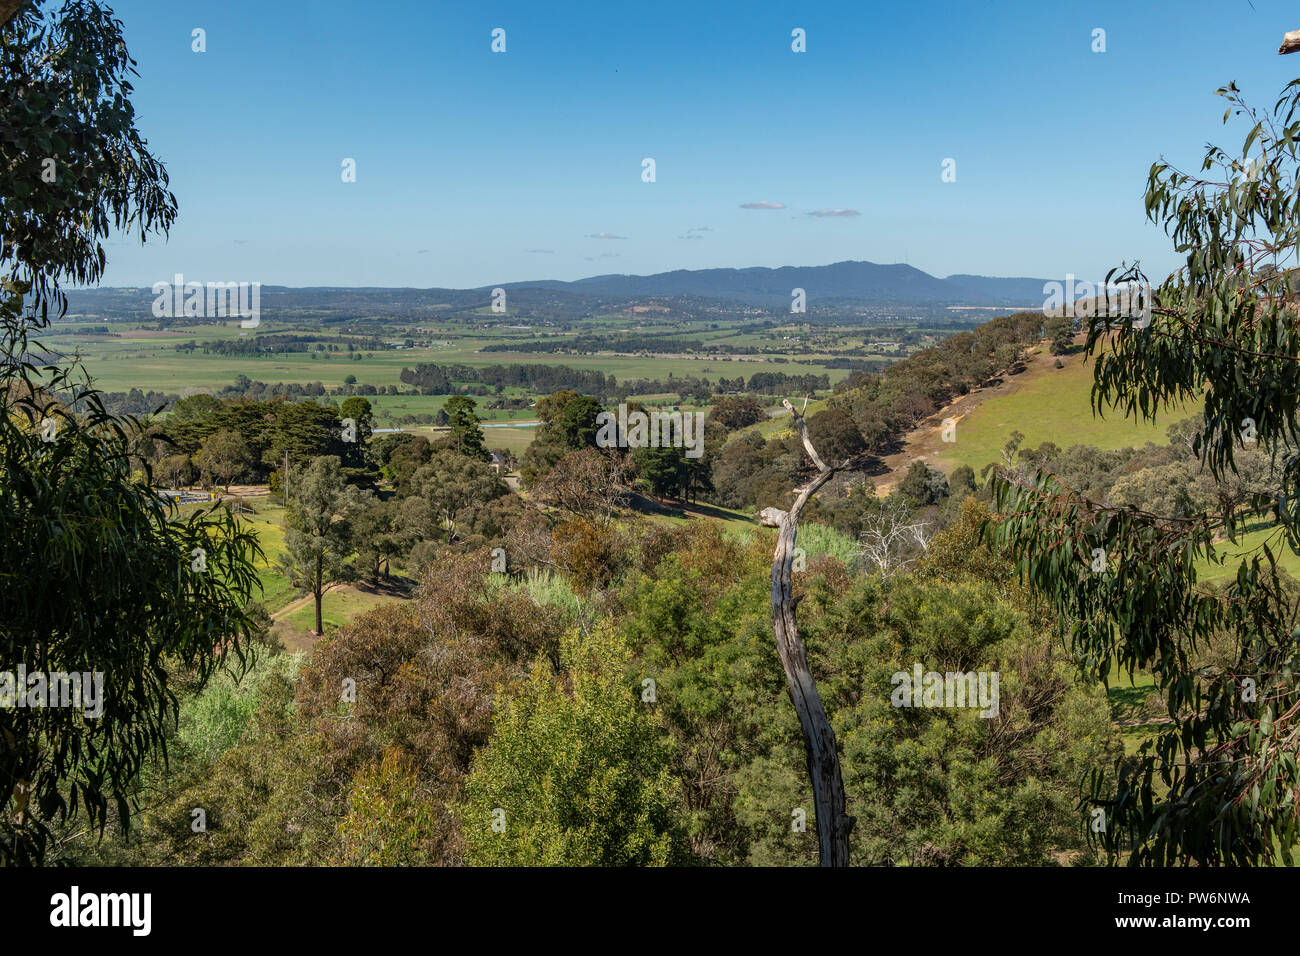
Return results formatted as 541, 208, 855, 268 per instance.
586, 232, 627, 239
525, 248, 556, 254
808, 208, 861, 217
740, 200, 785, 210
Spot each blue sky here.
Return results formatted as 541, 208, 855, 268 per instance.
99, 0, 1300, 289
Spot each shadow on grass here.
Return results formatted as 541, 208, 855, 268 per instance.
625, 493, 756, 524
1108, 682, 1162, 722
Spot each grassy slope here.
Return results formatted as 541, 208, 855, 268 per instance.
1195, 524, 1300, 583
931, 347, 1202, 475
176, 498, 407, 652
282, 586, 393, 634
908, 348, 1300, 758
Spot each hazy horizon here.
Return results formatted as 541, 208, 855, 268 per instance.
72, 257, 1058, 293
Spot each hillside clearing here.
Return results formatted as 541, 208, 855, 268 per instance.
874, 340, 1202, 492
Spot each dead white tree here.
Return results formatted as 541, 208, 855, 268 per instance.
759, 398, 863, 866
856, 496, 931, 580
1281, 30, 1300, 55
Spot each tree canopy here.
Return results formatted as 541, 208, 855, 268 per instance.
989, 80, 1300, 865
0, 1, 262, 864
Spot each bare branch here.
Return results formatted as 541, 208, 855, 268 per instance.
766, 398, 855, 865
857, 497, 931, 579
783, 398, 829, 472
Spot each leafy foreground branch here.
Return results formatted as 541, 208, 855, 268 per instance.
1, 284, 265, 864
987, 79, 1300, 866
1, 3, 261, 865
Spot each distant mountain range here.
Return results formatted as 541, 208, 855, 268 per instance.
499, 260, 1050, 307
69, 261, 1053, 317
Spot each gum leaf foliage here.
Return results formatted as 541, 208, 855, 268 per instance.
988, 81, 1300, 865
1, 3, 261, 865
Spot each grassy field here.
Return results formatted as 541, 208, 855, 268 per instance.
280, 586, 395, 635
363, 394, 539, 425
177, 499, 295, 612
239, 502, 295, 612
174, 498, 407, 652
60, 318, 855, 396
404, 423, 537, 457
932, 347, 1202, 475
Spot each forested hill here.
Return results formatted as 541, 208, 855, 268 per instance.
505, 260, 1050, 307
63, 261, 1052, 320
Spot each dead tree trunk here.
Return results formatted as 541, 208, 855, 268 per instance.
759, 398, 857, 866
